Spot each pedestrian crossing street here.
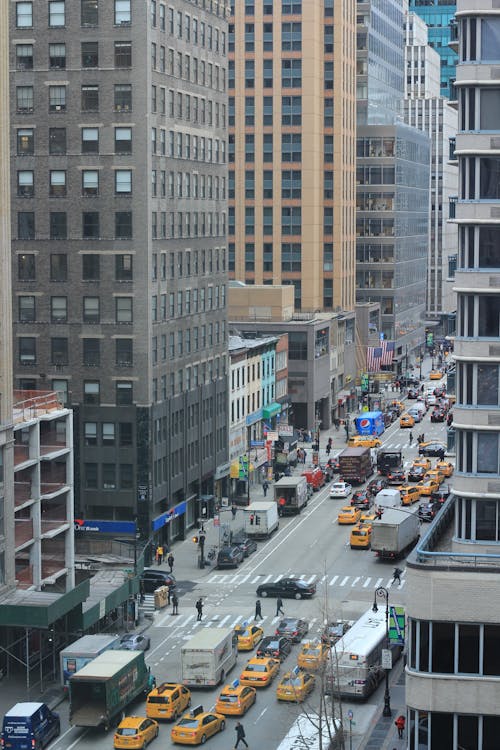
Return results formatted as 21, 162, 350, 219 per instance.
154, 610, 327, 632
205, 571, 406, 590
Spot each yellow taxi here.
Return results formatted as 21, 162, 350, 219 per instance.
239, 656, 280, 687
348, 435, 382, 448
399, 413, 415, 428
429, 370, 443, 380
391, 400, 405, 412
234, 623, 264, 651
276, 667, 316, 703
170, 706, 225, 745
412, 457, 431, 471
114, 716, 159, 749
215, 680, 256, 716
436, 460, 454, 478
360, 511, 377, 526
417, 478, 440, 496
350, 523, 372, 549
297, 641, 330, 671
399, 485, 422, 506
425, 469, 445, 485
146, 682, 192, 721
338, 506, 361, 525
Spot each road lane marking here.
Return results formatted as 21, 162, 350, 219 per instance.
351, 576, 360, 587
363, 577, 372, 588
329, 575, 338, 586
217, 614, 231, 627
262, 574, 272, 583
251, 575, 261, 583
306, 575, 316, 584
275, 573, 283, 582
374, 577, 384, 588
339, 576, 349, 587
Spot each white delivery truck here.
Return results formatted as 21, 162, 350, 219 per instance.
181, 628, 237, 687
375, 488, 401, 509
60, 634, 120, 688
243, 501, 279, 538
371, 508, 420, 560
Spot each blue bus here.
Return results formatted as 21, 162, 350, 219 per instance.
354, 411, 385, 437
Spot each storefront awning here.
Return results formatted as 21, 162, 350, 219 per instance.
263, 402, 281, 419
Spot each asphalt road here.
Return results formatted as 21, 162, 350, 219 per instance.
49, 378, 450, 750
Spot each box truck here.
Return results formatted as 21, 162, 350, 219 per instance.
60, 633, 120, 688
69, 650, 149, 730
243, 501, 279, 537
354, 411, 385, 437
338, 447, 374, 485
181, 628, 237, 687
274, 475, 309, 514
370, 508, 420, 559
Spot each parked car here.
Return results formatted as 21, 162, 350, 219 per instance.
256, 636, 292, 661
256, 577, 316, 600
217, 546, 244, 569
419, 501, 441, 522
350, 489, 373, 509
231, 532, 258, 558
141, 569, 177, 594
119, 633, 151, 652
275, 618, 310, 643
330, 481, 352, 499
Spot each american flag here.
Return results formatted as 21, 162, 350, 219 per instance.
367, 346, 382, 372
381, 340, 395, 366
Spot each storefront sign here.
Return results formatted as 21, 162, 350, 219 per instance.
74, 519, 136, 534
152, 501, 187, 532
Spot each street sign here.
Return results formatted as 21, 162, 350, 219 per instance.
266, 431, 279, 442
347, 710, 353, 720
389, 605, 405, 645
381, 648, 393, 670
278, 424, 294, 437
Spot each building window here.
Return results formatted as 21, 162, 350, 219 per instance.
83, 338, 100, 366
115, 170, 132, 195
84, 463, 98, 488
116, 254, 133, 281
115, 211, 132, 239
17, 170, 34, 198
84, 381, 100, 404
282, 58, 301, 88
83, 296, 100, 323
16, 44, 33, 70
84, 422, 97, 446
18, 254, 35, 280
82, 170, 99, 196
50, 212, 66, 241
116, 381, 133, 404
116, 297, 132, 323
81, 254, 99, 281
49, 170, 66, 197
82, 212, 99, 238
82, 127, 99, 153
52, 379, 68, 406
281, 242, 301, 271
114, 84, 132, 111
19, 337, 36, 364
81, 0, 98, 26
18, 212, 35, 239
116, 339, 133, 366
119, 423, 133, 446
81, 41, 98, 67
17, 86, 34, 113
49, 85, 66, 112
49, 127, 66, 154
282, 206, 301, 235
50, 296, 67, 323
17, 128, 34, 155
19, 296, 36, 323
114, 0, 131, 25
49, 1, 65, 27
115, 41, 132, 67
16, 2, 33, 28
115, 127, 132, 153
102, 464, 116, 489
50, 253, 67, 281
282, 133, 301, 162
81, 85, 99, 111
120, 464, 133, 489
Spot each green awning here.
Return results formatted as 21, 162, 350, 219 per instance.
263, 402, 281, 419
0, 578, 90, 628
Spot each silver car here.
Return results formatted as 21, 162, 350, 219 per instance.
119, 633, 151, 651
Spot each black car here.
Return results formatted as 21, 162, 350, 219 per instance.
217, 546, 244, 569
419, 442, 447, 457
141, 569, 177, 594
400, 376, 420, 388
387, 468, 406, 485
231, 532, 258, 558
275, 618, 309, 642
322, 621, 350, 645
431, 483, 452, 504
418, 501, 441, 522
407, 465, 427, 482
407, 388, 420, 399
430, 409, 445, 423
385, 409, 398, 423
327, 457, 340, 474
367, 477, 389, 495
256, 577, 316, 600
350, 489, 373, 509
256, 636, 292, 661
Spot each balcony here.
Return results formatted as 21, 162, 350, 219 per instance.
13, 389, 65, 425
40, 428, 69, 458
14, 444, 31, 467
41, 501, 68, 537
15, 518, 34, 550
448, 137, 457, 163
14, 481, 33, 508
41, 539, 67, 584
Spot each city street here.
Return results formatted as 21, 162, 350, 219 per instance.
46, 375, 450, 750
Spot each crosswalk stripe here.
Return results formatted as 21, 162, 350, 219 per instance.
231, 615, 244, 628
275, 574, 284, 582
340, 576, 349, 587
208, 575, 219, 583
251, 576, 261, 584
239, 574, 251, 584
306, 575, 316, 584
262, 574, 272, 583
351, 576, 360, 587
299, 574, 306, 579
374, 577, 384, 589
320, 575, 327, 583
217, 615, 231, 628
363, 577, 372, 588
329, 575, 339, 586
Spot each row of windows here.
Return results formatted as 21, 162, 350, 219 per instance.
16, 126, 131, 155
231, 169, 302, 200
151, 129, 226, 163
229, 133, 335, 165
407, 708, 500, 750
460, 16, 500, 64
152, 287, 226, 321
230, 387, 276, 423
456, 362, 500, 407
151, 1, 227, 45
152, 324, 227, 364
227, 96, 333, 129
15, 41, 132, 70
151, 210, 226, 240
84, 421, 133, 447
152, 357, 227, 401
230, 1, 307, 17
153, 248, 226, 281
409, 618, 500, 677
457, 293, 500, 338
16, 0, 132, 28
229, 19, 332, 55
18, 295, 136, 325
16, 211, 133, 240
19, 336, 133, 367
16, 169, 133, 198
229, 59, 302, 90
230, 206, 302, 236
455, 430, 500, 475
152, 45, 226, 92
460, 156, 500, 200
154, 171, 226, 201
153, 87, 226, 128
458, 225, 500, 270
16, 83, 133, 113
84, 462, 134, 490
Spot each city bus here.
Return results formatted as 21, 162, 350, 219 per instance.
275, 713, 342, 750
327, 607, 402, 699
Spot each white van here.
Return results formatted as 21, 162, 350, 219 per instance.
375, 488, 401, 508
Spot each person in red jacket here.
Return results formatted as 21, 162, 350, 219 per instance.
395, 715, 405, 739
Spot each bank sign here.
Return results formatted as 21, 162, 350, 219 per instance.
74, 519, 136, 534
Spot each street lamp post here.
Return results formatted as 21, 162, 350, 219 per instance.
372, 586, 392, 717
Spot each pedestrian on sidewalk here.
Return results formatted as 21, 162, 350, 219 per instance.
172, 592, 179, 615
325, 443, 331, 457
231, 504, 237, 520
196, 597, 203, 621
395, 715, 405, 739
276, 597, 284, 617
254, 599, 263, 621
234, 721, 249, 749
167, 552, 174, 572
392, 567, 403, 586
156, 545, 164, 565
263, 480, 269, 497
